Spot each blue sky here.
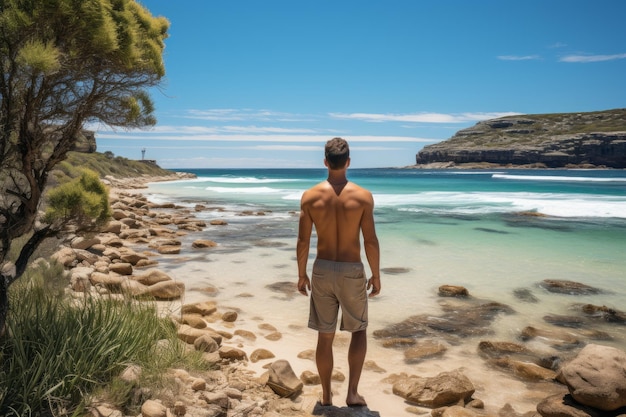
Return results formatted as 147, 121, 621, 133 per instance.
94, 1, 626, 169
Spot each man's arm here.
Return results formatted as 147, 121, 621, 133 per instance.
361, 193, 381, 297
296, 198, 313, 296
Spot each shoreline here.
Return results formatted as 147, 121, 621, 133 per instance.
54, 173, 624, 417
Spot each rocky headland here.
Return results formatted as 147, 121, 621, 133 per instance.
45, 174, 626, 417
413, 108, 626, 169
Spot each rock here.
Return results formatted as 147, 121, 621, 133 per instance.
580, 304, 626, 324
250, 348, 275, 363
392, 370, 475, 408
190, 378, 206, 391
300, 370, 320, 385
182, 301, 218, 316
120, 279, 148, 297
265, 281, 298, 299
404, 339, 448, 363
438, 285, 469, 297
90, 272, 125, 290
140, 400, 167, 417
556, 344, 626, 411
182, 314, 207, 329
102, 221, 123, 234
363, 360, 387, 373
157, 245, 181, 255
119, 364, 142, 383
491, 358, 557, 382
519, 326, 583, 350
543, 314, 585, 328
218, 346, 247, 361
441, 405, 479, 417
210, 219, 228, 225
382, 338, 417, 348
145, 280, 185, 299
134, 269, 173, 286
108, 262, 133, 275
177, 325, 219, 345
173, 401, 186, 416
264, 331, 282, 341
477, 340, 532, 358
266, 360, 303, 398
74, 248, 99, 265
222, 311, 238, 322
194, 334, 219, 353
513, 288, 539, 303
234, 329, 257, 341
119, 251, 148, 265
536, 394, 603, 417
539, 279, 602, 295
71, 236, 101, 250
192, 239, 218, 248
202, 391, 229, 409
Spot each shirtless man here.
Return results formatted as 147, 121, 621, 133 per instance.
297, 137, 381, 408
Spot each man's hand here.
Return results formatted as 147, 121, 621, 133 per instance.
367, 276, 381, 297
297, 275, 311, 296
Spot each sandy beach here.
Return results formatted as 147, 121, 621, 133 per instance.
82, 173, 626, 417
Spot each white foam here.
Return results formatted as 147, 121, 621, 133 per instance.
493, 173, 626, 182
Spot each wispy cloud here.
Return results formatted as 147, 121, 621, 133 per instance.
548, 42, 567, 49
560, 53, 626, 63
329, 112, 520, 124
497, 55, 541, 61
96, 132, 436, 143
185, 109, 314, 122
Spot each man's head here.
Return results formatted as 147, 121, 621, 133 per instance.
324, 137, 350, 170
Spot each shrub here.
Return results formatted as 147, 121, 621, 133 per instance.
44, 168, 110, 228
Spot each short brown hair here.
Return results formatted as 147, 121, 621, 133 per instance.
325, 137, 350, 170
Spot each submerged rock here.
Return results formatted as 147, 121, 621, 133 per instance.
539, 279, 602, 295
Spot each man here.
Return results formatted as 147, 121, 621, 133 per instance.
297, 137, 381, 408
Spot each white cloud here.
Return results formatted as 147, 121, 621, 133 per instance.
497, 55, 541, 61
329, 112, 520, 124
96, 133, 436, 143
560, 53, 626, 63
185, 109, 314, 122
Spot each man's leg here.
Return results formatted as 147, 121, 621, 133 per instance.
316, 331, 335, 405
346, 329, 367, 406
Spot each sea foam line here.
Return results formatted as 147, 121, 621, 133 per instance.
493, 174, 626, 183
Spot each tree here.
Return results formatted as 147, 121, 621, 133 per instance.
0, 0, 169, 332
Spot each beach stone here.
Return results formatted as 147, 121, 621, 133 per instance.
222, 311, 238, 322
120, 279, 148, 297
102, 236, 124, 247
182, 301, 218, 316
134, 269, 172, 285
202, 391, 229, 409
74, 248, 99, 265
265, 281, 298, 299
477, 340, 533, 358
157, 245, 181, 254
438, 285, 469, 298
194, 334, 219, 353
543, 314, 585, 328
580, 304, 626, 324
392, 370, 475, 408
218, 346, 247, 361
381, 267, 411, 275
259, 323, 278, 332
536, 394, 603, 417
539, 279, 602, 295
490, 358, 557, 382
210, 219, 228, 225
182, 314, 207, 329
71, 236, 100, 250
52, 247, 77, 266
120, 251, 148, 265
266, 360, 303, 398
92, 404, 123, 417
382, 337, 417, 348
556, 344, 626, 411
119, 364, 142, 383
145, 280, 185, 299
440, 406, 479, 417
297, 349, 315, 361
192, 239, 218, 248
513, 288, 539, 303
404, 339, 448, 363
519, 326, 583, 350
102, 220, 123, 234
234, 329, 257, 341
109, 262, 133, 275
177, 325, 217, 345
364, 360, 387, 373
90, 272, 124, 290
102, 248, 121, 260
300, 370, 320, 385
264, 331, 282, 341
173, 401, 186, 416
141, 400, 167, 417
250, 348, 275, 363
135, 259, 158, 268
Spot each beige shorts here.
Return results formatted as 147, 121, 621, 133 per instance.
308, 259, 368, 333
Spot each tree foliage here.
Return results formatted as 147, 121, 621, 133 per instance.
0, 0, 169, 331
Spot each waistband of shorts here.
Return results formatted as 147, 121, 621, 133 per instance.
314, 258, 364, 272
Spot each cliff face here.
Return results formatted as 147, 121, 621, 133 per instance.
415, 109, 626, 168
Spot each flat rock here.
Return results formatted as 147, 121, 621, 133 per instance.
539, 279, 602, 295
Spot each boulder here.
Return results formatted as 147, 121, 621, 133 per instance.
250, 348, 275, 363
556, 344, 626, 411
194, 334, 219, 353
145, 280, 185, 300
392, 370, 475, 408
140, 400, 167, 417
71, 236, 101, 250
266, 360, 303, 398
539, 279, 602, 295
134, 269, 172, 286
438, 285, 469, 297
157, 245, 181, 255
120, 251, 148, 265
404, 339, 448, 363
181, 301, 218, 316
109, 262, 133, 276
192, 239, 218, 248
218, 346, 247, 362
537, 394, 604, 417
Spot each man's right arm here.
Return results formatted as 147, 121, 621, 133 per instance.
361, 192, 381, 297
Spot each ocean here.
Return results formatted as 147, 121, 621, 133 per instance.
145, 168, 626, 414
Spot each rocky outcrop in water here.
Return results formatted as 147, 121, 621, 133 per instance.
414, 109, 626, 168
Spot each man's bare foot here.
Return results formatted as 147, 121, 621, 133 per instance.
346, 393, 367, 407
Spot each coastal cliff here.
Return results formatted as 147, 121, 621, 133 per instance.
414, 108, 626, 168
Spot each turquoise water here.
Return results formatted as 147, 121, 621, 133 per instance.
147, 167, 626, 328
145, 168, 626, 412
